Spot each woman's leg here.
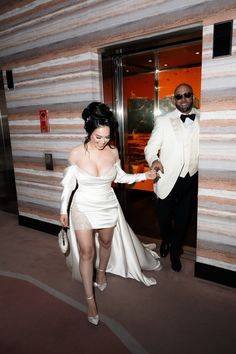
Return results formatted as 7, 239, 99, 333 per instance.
96, 227, 114, 285
75, 229, 97, 317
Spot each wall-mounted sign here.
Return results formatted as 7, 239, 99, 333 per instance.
39, 109, 49, 133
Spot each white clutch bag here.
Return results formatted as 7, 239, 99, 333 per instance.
58, 228, 69, 254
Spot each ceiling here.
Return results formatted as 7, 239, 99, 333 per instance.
122, 41, 202, 76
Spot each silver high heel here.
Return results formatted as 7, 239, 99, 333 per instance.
87, 296, 99, 326
94, 269, 107, 292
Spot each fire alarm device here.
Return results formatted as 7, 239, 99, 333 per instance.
39, 109, 49, 133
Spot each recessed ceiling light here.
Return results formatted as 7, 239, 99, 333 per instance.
195, 51, 200, 55
164, 63, 168, 67
148, 59, 152, 63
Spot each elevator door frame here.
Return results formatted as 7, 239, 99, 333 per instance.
101, 26, 202, 243
0, 71, 18, 214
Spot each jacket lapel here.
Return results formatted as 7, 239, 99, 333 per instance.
169, 109, 184, 142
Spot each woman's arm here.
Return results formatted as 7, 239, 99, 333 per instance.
60, 165, 77, 226
114, 161, 156, 184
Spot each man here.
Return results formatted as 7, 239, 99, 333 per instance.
144, 83, 199, 272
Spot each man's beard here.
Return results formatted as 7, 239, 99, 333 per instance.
176, 102, 193, 113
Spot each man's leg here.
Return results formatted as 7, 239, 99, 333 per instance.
157, 192, 175, 257
171, 173, 198, 271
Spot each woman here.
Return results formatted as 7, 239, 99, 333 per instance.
60, 102, 161, 326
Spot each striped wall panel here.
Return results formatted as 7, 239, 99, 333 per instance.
197, 21, 236, 272
0, 0, 207, 59
4, 51, 102, 224
1, 1, 236, 67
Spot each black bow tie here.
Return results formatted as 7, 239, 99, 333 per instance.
180, 114, 196, 123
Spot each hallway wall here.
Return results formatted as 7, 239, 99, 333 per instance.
2, 51, 100, 224
0, 0, 235, 284
197, 18, 236, 274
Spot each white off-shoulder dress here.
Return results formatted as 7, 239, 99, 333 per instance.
60, 160, 161, 286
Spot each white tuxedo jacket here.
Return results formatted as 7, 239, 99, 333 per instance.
144, 108, 200, 199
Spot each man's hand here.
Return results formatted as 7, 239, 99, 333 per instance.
151, 160, 164, 174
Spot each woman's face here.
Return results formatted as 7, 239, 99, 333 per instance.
90, 126, 110, 150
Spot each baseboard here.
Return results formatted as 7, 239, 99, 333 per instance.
18, 215, 60, 236
195, 262, 236, 288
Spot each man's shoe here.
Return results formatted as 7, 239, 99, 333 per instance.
171, 255, 182, 272
160, 241, 169, 257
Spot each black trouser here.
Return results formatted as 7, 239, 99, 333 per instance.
156, 172, 198, 256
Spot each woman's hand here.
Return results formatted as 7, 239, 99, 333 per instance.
60, 214, 68, 227
145, 169, 159, 180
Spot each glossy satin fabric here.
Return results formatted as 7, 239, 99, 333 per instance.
71, 164, 119, 230
61, 161, 161, 286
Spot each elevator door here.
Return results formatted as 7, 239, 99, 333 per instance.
0, 71, 18, 214
102, 37, 202, 246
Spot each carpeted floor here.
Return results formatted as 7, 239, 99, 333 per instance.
0, 276, 131, 354
0, 210, 235, 354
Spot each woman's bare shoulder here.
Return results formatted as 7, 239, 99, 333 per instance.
109, 146, 119, 161
69, 144, 85, 164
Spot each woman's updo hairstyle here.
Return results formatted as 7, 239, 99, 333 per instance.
82, 101, 116, 145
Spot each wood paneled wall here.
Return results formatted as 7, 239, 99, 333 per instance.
0, 0, 236, 278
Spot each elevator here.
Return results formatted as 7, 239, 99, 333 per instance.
102, 27, 202, 246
